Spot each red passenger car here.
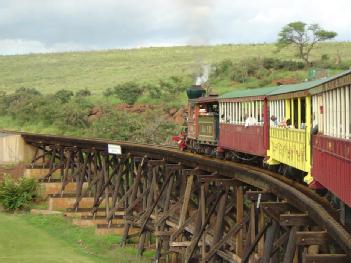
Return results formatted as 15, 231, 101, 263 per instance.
217, 87, 277, 158
310, 70, 351, 211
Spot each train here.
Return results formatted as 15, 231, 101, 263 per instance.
178, 69, 351, 226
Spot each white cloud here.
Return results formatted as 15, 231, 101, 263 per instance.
0, 0, 349, 55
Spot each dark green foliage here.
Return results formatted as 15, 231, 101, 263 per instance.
91, 106, 178, 144
262, 58, 305, 71
145, 76, 189, 100
213, 59, 233, 77
0, 87, 43, 123
75, 88, 92, 97
92, 107, 142, 141
277, 21, 337, 63
54, 89, 74, 103
0, 176, 38, 211
211, 57, 305, 85
103, 87, 113, 97
109, 82, 144, 105
55, 98, 92, 130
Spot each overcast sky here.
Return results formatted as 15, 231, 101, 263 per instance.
0, 0, 350, 55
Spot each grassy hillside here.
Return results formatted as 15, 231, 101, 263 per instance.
0, 42, 350, 94
0, 42, 350, 143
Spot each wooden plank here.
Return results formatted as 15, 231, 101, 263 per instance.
200, 177, 236, 183
205, 215, 249, 262
270, 231, 289, 257
296, 231, 329, 246
283, 226, 297, 263
200, 183, 206, 261
242, 219, 271, 263
280, 213, 311, 226
139, 173, 174, 234
147, 160, 165, 166
258, 208, 265, 256
178, 174, 194, 227
170, 241, 191, 247
261, 201, 291, 222
155, 231, 172, 237
261, 220, 279, 263
303, 254, 349, 263
236, 186, 244, 257
182, 168, 202, 176
165, 163, 182, 171
184, 190, 224, 262
213, 187, 228, 239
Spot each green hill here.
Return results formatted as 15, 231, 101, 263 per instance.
0, 42, 350, 143
1, 42, 350, 94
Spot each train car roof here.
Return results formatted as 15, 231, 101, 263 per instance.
189, 95, 219, 104
219, 86, 280, 100
269, 69, 351, 95
219, 69, 351, 100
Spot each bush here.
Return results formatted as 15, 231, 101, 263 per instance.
54, 89, 74, 103
92, 107, 142, 141
76, 88, 92, 97
0, 176, 38, 211
145, 76, 189, 100
112, 82, 144, 105
55, 98, 92, 130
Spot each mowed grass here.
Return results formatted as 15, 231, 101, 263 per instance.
0, 212, 153, 263
0, 42, 350, 94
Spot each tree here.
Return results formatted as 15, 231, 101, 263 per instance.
277, 21, 337, 64
112, 82, 144, 105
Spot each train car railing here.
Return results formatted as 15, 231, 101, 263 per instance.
268, 127, 310, 172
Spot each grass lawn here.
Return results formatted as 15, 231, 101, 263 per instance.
0, 212, 153, 263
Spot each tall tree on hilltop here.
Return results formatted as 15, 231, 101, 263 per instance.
276, 21, 337, 64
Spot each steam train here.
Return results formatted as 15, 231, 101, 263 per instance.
180, 69, 351, 225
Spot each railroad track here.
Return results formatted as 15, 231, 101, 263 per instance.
2, 130, 351, 262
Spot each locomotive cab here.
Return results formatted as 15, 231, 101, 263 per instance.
186, 95, 219, 155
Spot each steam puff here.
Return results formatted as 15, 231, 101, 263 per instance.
196, 64, 211, 85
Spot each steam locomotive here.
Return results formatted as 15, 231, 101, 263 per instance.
179, 69, 351, 226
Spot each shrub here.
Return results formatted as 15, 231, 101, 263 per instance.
92, 107, 142, 141
103, 87, 114, 97
54, 89, 74, 103
55, 98, 92, 130
112, 82, 144, 105
0, 176, 38, 211
76, 88, 92, 97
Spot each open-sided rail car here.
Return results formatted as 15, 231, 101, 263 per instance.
309, 70, 351, 209
218, 87, 277, 157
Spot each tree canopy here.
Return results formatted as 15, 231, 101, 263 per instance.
277, 21, 337, 64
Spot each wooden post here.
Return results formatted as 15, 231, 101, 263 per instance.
283, 226, 297, 263
261, 220, 279, 263
236, 186, 244, 257
178, 174, 194, 227
258, 207, 265, 256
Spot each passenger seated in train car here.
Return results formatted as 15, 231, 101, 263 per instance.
244, 114, 257, 127
270, 115, 278, 127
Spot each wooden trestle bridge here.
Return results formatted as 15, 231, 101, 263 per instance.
12, 132, 351, 262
